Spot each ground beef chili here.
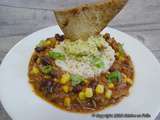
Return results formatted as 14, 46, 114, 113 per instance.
28, 33, 134, 113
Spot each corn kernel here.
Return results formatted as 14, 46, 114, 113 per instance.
44, 40, 52, 46
51, 40, 56, 47
60, 73, 70, 84
108, 83, 114, 89
119, 56, 125, 61
84, 79, 89, 84
85, 88, 93, 98
125, 77, 133, 85
62, 85, 69, 93
122, 74, 127, 83
79, 91, 85, 100
116, 52, 125, 61
36, 58, 41, 64
95, 84, 104, 94
105, 89, 112, 99
64, 97, 71, 107
122, 73, 127, 78
31, 66, 39, 74
116, 52, 120, 57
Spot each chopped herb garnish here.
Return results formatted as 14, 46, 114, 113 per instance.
107, 71, 121, 83
71, 74, 84, 87
41, 65, 53, 74
91, 57, 105, 68
48, 51, 65, 60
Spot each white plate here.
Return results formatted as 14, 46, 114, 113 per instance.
0, 26, 160, 120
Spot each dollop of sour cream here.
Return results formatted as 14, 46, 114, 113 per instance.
53, 35, 115, 78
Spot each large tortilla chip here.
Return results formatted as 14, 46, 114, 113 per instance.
54, 0, 128, 40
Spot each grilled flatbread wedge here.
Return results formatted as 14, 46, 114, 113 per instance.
54, 0, 128, 40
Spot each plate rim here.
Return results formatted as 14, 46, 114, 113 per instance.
0, 25, 160, 120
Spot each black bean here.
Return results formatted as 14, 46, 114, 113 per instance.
35, 47, 45, 52
52, 82, 61, 90
55, 34, 64, 41
89, 80, 98, 89
85, 99, 97, 108
72, 85, 82, 93
50, 71, 58, 78
45, 86, 54, 94
40, 80, 52, 88
40, 56, 51, 65
47, 80, 53, 86
39, 80, 56, 95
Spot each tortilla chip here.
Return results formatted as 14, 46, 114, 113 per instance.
54, 0, 128, 40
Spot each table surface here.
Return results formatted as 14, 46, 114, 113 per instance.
0, 0, 160, 120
